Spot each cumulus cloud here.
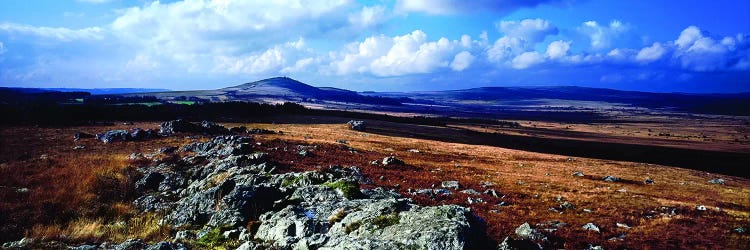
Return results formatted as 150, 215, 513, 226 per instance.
395, 0, 570, 15
349, 5, 387, 28
487, 19, 557, 64
512, 51, 544, 69
636, 42, 666, 63
0, 22, 104, 41
450, 51, 474, 71
328, 30, 477, 76
497, 19, 558, 43
214, 39, 311, 75
109, 0, 383, 73
670, 26, 749, 71
577, 20, 628, 50
546, 40, 571, 59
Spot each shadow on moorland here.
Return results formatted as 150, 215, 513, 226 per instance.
358, 120, 750, 178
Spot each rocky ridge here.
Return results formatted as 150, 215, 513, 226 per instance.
11, 122, 488, 249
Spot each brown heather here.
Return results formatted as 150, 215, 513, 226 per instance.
1, 118, 748, 249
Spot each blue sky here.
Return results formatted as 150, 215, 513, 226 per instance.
1, 0, 748, 93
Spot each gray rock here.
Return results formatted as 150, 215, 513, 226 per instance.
130, 128, 159, 140
433, 189, 452, 195
603, 176, 620, 182
174, 230, 195, 241
582, 223, 600, 233
115, 239, 147, 250
441, 180, 460, 190
616, 222, 631, 229
484, 189, 500, 197
460, 189, 481, 195
73, 244, 98, 250
381, 156, 404, 166
159, 146, 178, 154
585, 245, 605, 250
96, 130, 131, 143
708, 178, 725, 185
346, 120, 366, 131
467, 197, 484, 204
644, 178, 655, 184
558, 201, 575, 211
515, 223, 536, 240
247, 128, 276, 134
73, 132, 94, 141
136, 172, 166, 193
572, 171, 584, 177
146, 242, 185, 250
222, 229, 242, 239
696, 205, 707, 211
160, 119, 200, 135
2, 238, 35, 249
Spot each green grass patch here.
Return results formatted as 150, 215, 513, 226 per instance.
344, 221, 362, 234
281, 175, 306, 187
193, 227, 236, 250
111, 102, 163, 107
323, 181, 361, 199
171, 101, 196, 105
371, 213, 400, 229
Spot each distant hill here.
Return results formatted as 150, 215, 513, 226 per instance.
366, 86, 750, 116
137, 77, 404, 105
44, 88, 171, 95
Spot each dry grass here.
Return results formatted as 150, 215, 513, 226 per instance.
0, 123, 194, 244
240, 119, 750, 249
1, 118, 748, 248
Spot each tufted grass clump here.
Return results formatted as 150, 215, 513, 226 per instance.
344, 221, 362, 234
371, 213, 400, 229
323, 181, 361, 199
192, 227, 237, 250
281, 174, 306, 187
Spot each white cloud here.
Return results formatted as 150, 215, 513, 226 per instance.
671, 26, 750, 71
450, 51, 474, 71
109, 0, 368, 72
636, 42, 666, 63
512, 51, 544, 69
546, 40, 570, 59
213, 39, 316, 75
282, 57, 317, 74
487, 19, 557, 66
328, 30, 475, 76
497, 18, 557, 43
675, 26, 702, 49
577, 20, 628, 50
395, 0, 568, 15
0, 22, 104, 41
349, 5, 387, 28
0, 41, 5, 54
125, 54, 160, 71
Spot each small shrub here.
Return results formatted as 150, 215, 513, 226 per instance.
344, 221, 362, 234
323, 181, 361, 199
281, 175, 305, 187
371, 213, 400, 229
328, 208, 347, 224
193, 227, 236, 250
